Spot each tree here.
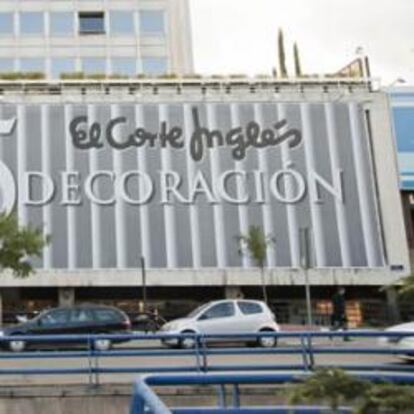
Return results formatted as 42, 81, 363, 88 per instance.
237, 226, 275, 304
289, 368, 370, 412
278, 29, 288, 78
0, 213, 48, 277
293, 42, 302, 77
397, 274, 414, 298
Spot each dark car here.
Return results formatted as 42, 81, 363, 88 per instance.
0, 304, 131, 352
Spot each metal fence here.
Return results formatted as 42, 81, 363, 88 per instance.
129, 371, 414, 414
0, 330, 413, 385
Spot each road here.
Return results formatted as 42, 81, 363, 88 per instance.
0, 336, 410, 386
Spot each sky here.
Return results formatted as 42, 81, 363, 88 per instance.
190, 0, 414, 85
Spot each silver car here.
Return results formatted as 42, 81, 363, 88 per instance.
160, 299, 279, 349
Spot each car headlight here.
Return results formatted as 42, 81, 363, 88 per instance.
163, 322, 180, 332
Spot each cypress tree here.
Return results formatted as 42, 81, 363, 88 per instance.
278, 29, 288, 78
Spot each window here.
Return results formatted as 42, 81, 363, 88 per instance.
20, 12, 44, 35
142, 57, 167, 76
0, 13, 14, 35
0, 58, 14, 73
51, 58, 75, 79
82, 57, 106, 75
94, 309, 123, 322
110, 11, 134, 35
20, 58, 45, 73
40, 309, 69, 326
79, 12, 105, 34
238, 301, 263, 315
70, 309, 94, 323
50, 12, 74, 36
199, 302, 235, 320
111, 58, 136, 77
139, 10, 165, 35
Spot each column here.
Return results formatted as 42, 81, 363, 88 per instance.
278, 104, 300, 267
206, 103, 227, 268
111, 104, 127, 268
254, 103, 276, 267
183, 104, 201, 268
301, 103, 327, 266
41, 105, 53, 268
324, 103, 352, 266
159, 104, 177, 268
230, 103, 250, 268
17, 105, 27, 225
348, 102, 377, 266
136, 105, 152, 265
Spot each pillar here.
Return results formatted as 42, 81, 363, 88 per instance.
58, 287, 75, 307
225, 286, 244, 299
385, 287, 401, 324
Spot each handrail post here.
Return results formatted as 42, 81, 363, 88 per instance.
201, 334, 208, 373
300, 334, 309, 371
232, 384, 240, 408
307, 333, 315, 370
217, 384, 227, 408
194, 333, 201, 373
87, 335, 94, 386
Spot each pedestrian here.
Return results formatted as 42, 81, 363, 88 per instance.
330, 287, 349, 341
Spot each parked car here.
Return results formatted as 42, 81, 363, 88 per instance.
379, 321, 414, 359
159, 299, 279, 349
0, 304, 131, 352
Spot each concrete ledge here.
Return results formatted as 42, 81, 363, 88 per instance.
0, 267, 406, 288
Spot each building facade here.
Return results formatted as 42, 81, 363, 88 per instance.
0, 0, 194, 79
0, 79, 410, 324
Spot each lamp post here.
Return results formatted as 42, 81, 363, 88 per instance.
300, 227, 313, 328
140, 256, 147, 312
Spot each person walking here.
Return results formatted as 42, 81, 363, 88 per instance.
330, 287, 349, 341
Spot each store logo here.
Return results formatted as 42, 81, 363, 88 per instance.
0, 161, 16, 215
0, 118, 16, 136
0, 117, 17, 214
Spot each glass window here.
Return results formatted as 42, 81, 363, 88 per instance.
82, 57, 106, 75
79, 12, 105, 34
51, 58, 75, 79
238, 301, 263, 315
110, 11, 134, 35
20, 58, 45, 73
199, 302, 235, 320
20, 12, 44, 35
50, 12, 74, 36
111, 58, 136, 77
40, 309, 69, 326
139, 10, 165, 35
0, 58, 14, 73
0, 13, 14, 35
142, 57, 167, 76
94, 309, 123, 322
70, 309, 94, 323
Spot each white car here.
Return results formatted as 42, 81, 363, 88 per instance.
379, 322, 414, 359
159, 299, 279, 349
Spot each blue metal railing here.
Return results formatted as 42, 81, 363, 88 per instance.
0, 330, 413, 385
129, 372, 414, 414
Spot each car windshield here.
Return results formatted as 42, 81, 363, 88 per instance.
187, 303, 210, 318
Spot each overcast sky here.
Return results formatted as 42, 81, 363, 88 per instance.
190, 0, 414, 85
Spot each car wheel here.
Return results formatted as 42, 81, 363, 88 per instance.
257, 329, 277, 348
93, 339, 112, 351
179, 330, 197, 349
9, 339, 26, 352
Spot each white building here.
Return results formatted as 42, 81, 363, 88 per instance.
0, 0, 194, 79
0, 78, 410, 324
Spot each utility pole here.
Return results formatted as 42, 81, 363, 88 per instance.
300, 228, 313, 328
140, 256, 147, 312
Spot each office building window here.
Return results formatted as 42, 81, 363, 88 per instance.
110, 11, 134, 35
79, 12, 105, 34
50, 12, 74, 36
111, 58, 136, 77
0, 13, 14, 35
20, 12, 44, 35
0, 58, 14, 73
142, 57, 167, 76
82, 57, 106, 75
20, 58, 45, 73
51, 58, 75, 79
139, 10, 165, 35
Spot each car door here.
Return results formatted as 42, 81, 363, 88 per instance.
195, 302, 238, 336
68, 308, 96, 334
236, 301, 266, 333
